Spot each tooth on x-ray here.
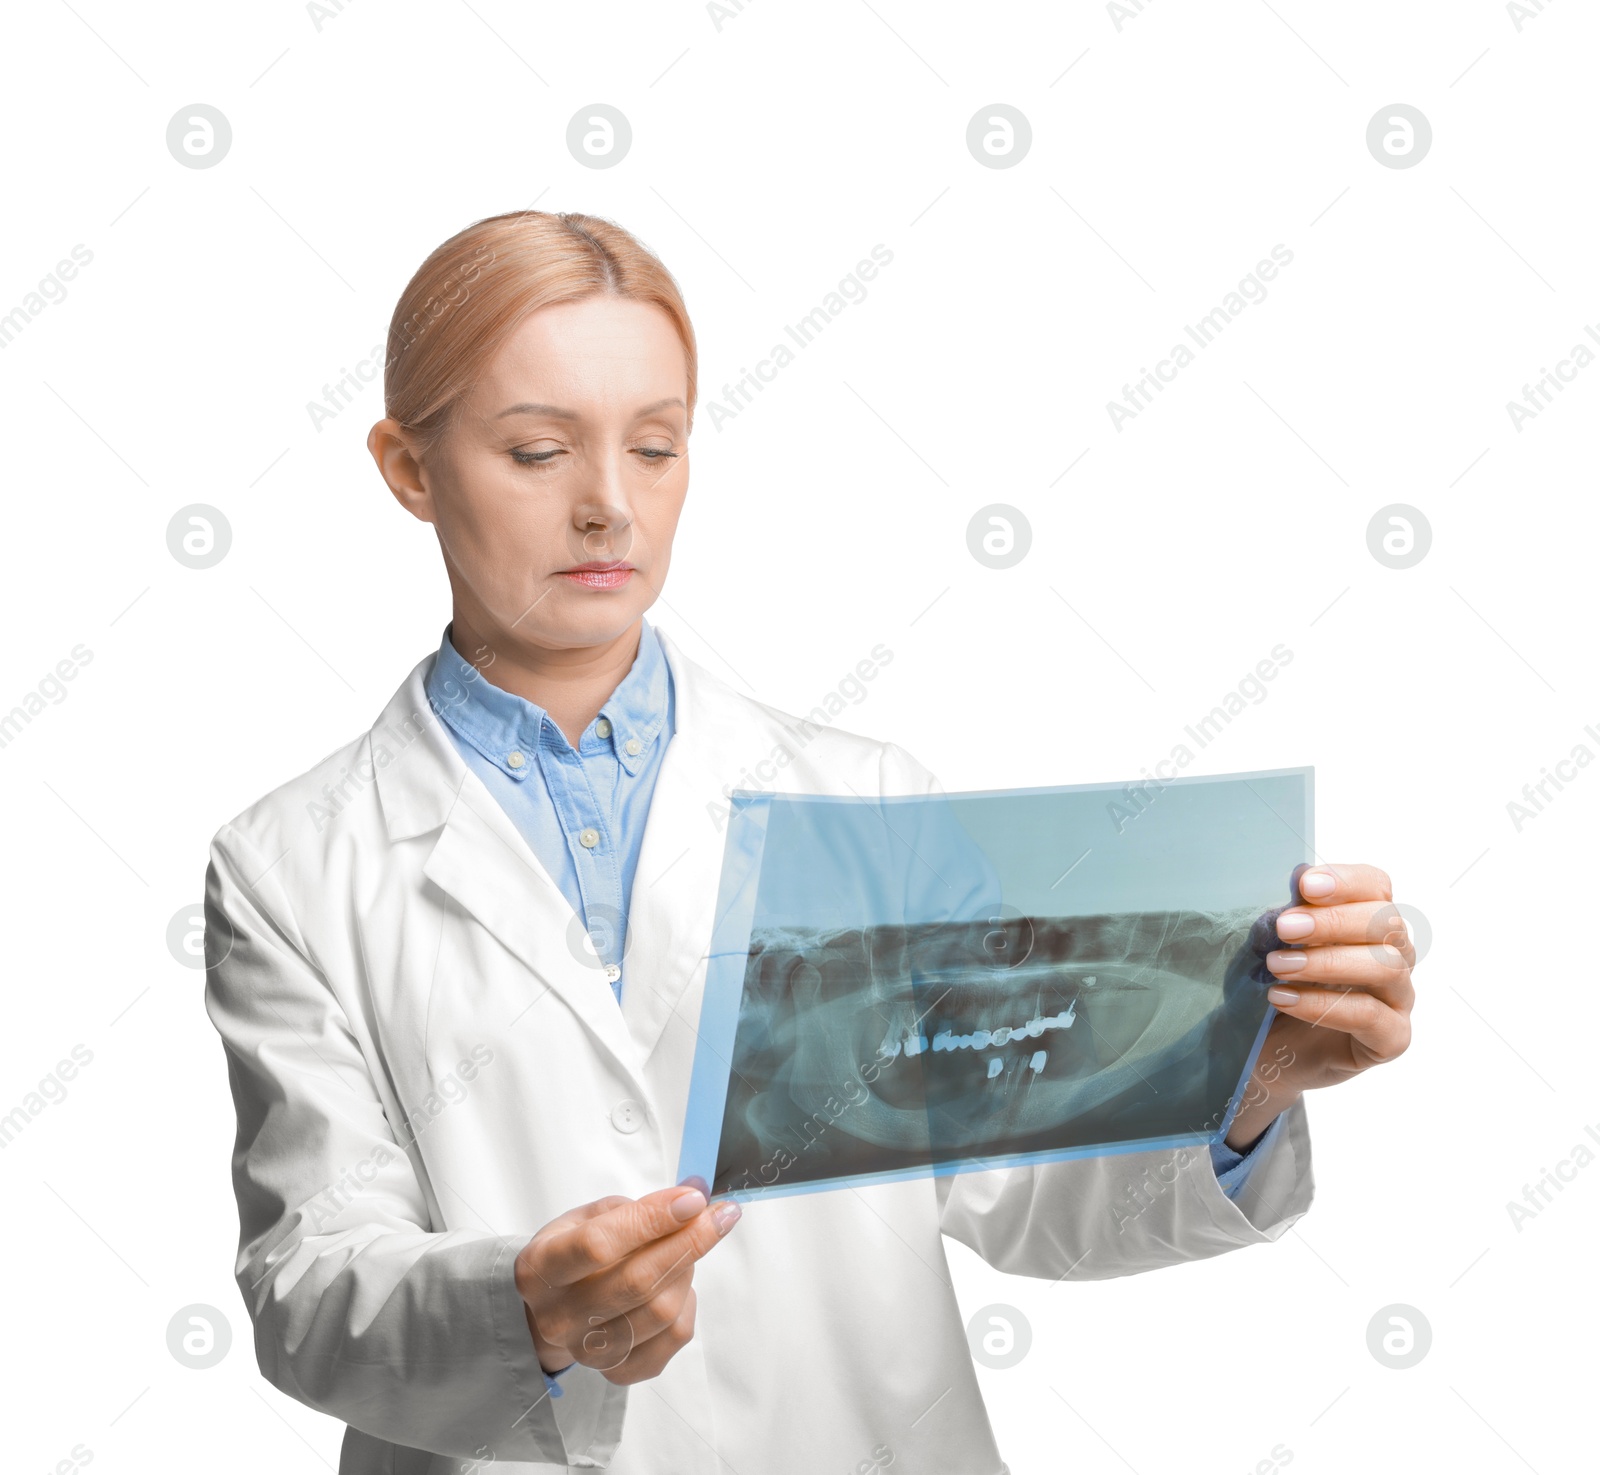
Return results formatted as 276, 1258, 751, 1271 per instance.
678, 767, 1312, 1201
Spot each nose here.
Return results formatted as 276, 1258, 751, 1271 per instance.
569, 499, 634, 565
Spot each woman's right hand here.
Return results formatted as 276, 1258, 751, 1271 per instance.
514, 1185, 741, 1386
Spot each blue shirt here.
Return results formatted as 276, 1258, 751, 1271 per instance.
425, 619, 674, 1004
1211, 1113, 1283, 1194
424, 618, 1275, 1391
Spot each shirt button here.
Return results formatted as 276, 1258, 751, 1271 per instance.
578, 827, 600, 849
624, 737, 643, 756
610, 1099, 644, 1134
506, 750, 525, 769
603, 963, 621, 983
595, 718, 612, 738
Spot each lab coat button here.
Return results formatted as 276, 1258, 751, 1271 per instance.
579, 827, 600, 849
624, 737, 643, 756
595, 718, 612, 738
603, 964, 621, 983
610, 1099, 644, 1133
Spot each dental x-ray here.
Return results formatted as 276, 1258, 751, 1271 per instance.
678, 767, 1312, 1201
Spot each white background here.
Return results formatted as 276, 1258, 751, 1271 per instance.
2, 1, 1593, 1471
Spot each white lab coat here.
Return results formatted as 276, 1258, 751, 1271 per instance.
204, 629, 1314, 1475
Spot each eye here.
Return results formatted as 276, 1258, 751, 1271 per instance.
510, 447, 564, 466
634, 447, 680, 461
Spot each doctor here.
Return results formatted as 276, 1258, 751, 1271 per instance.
204, 210, 1416, 1475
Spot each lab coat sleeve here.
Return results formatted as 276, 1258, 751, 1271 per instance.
203, 821, 625, 1466
937, 1097, 1313, 1279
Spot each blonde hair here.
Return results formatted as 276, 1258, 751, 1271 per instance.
382, 210, 697, 457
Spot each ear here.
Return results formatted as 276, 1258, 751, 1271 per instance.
367, 418, 436, 524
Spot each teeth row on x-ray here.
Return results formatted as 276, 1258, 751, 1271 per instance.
891, 996, 1079, 1060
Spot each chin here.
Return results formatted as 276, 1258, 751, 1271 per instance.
535, 602, 650, 651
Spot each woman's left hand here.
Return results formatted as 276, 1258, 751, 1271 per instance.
1223, 862, 1416, 1150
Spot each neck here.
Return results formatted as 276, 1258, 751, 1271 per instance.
449, 611, 643, 747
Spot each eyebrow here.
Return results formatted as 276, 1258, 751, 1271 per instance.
494, 396, 685, 420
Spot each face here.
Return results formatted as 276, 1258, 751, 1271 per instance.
375, 294, 691, 663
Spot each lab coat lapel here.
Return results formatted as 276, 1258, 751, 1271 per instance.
620, 632, 748, 1066
422, 783, 645, 1080
372, 661, 645, 1087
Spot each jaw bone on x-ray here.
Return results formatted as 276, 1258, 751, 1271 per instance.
678, 767, 1313, 1201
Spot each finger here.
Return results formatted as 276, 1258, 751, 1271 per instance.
573, 1304, 637, 1372
1295, 863, 1393, 906
536, 1186, 714, 1287
1274, 898, 1415, 963
604, 1287, 698, 1387
1266, 942, 1414, 1004
1264, 984, 1412, 1061
569, 1266, 694, 1370
577, 1201, 739, 1325
542, 1196, 635, 1234
516, 1196, 636, 1294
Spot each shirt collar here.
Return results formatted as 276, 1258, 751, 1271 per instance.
424, 619, 672, 782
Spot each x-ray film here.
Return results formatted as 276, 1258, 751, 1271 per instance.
678, 767, 1312, 1201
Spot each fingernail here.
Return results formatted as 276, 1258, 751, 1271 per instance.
712, 1201, 742, 1235
678, 1174, 710, 1197
1275, 911, 1315, 941
1267, 986, 1300, 1006
670, 1189, 708, 1222
1299, 869, 1335, 898
1268, 950, 1307, 973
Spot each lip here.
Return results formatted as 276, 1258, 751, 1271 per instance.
557, 562, 635, 590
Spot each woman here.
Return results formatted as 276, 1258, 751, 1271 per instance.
204, 211, 1415, 1474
